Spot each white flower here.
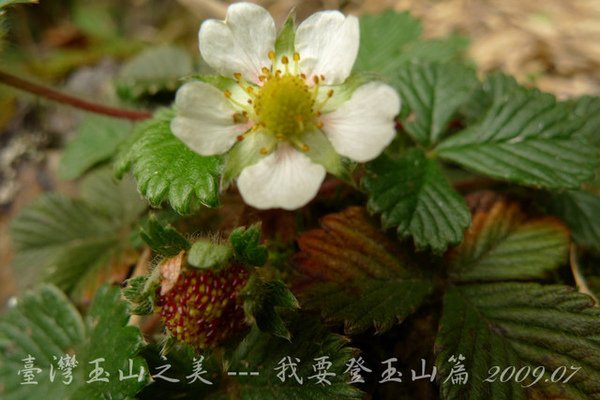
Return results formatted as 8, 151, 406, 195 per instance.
171, 2, 400, 210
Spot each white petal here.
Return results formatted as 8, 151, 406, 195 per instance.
199, 3, 276, 83
295, 11, 359, 85
321, 82, 400, 162
171, 81, 247, 156
237, 144, 326, 210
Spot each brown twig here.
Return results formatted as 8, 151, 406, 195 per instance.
0, 69, 152, 121
569, 243, 598, 304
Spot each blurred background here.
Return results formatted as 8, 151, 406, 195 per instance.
1, 0, 599, 306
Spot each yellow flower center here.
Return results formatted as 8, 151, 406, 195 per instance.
254, 74, 315, 138
227, 52, 333, 153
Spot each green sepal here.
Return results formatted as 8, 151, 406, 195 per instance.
241, 274, 299, 340
140, 216, 191, 257
229, 224, 268, 267
123, 274, 157, 315
187, 239, 233, 270
222, 132, 274, 187
275, 11, 295, 56
304, 130, 352, 180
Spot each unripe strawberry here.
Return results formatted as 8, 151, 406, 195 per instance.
156, 263, 250, 349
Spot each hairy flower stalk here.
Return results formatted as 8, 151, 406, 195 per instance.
171, 2, 400, 209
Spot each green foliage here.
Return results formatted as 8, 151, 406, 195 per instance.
295, 207, 432, 334
117, 109, 224, 213
393, 62, 478, 146
566, 95, 600, 146
363, 149, 470, 252
116, 45, 194, 102
0, 284, 148, 400
460, 72, 522, 123
544, 190, 600, 253
435, 83, 598, 189
435, 283, 600, 399
242, 275, 299, 340
212, 315, 362, 400
138, 345, 220, 399
59, 115, 131, 180
140, 217, 190, 257
229, 224, 268, 267
448, 194, 570, 282
354, 11, 467, 78
10, 169, 144, 296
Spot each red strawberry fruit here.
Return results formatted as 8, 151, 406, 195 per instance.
156, 263, 250, 349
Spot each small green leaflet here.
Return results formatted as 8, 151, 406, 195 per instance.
59, 115, 131, 180
435, 283, 600, 400
393, 62, 478, 146
295, 207, 432, 334
544, 190, 600, 253
210, 315, 362, 400
10, 169, 145, 296
435, 83, 598, 189
363, 149, 470, 252
0, 285, 148, 400
117, 109, 224, 213
116, 45, 194, 103
448, 193, 570, 282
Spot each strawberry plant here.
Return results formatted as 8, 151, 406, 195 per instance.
1, 1, 600, 399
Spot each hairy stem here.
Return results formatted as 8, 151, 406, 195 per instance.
0, 69, 152, 121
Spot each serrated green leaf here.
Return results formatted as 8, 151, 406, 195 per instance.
140, 217, 190, 257
207, 315, 362, 400
80, 167, 146, 225
394, 62, 478, 146
353, 11, 421, 76
396, 34, 469, 65
363, 149, 470, 252
10, 173, 144, 296
354, 11, 467, 78
230, 225, 268, 267
121, 109, 224, 213
460, 72, 522, 124
436, 87, 598, 189
544, 190, 600, 253
59, 115, 131, 180
295, 207, 432, 334
566, 95, 600, 146
448, 193, 569, 282
242, 276, 299, 340
187, 240, 232, 269
0, 284, 148, 400
116, 45, 193, 102
435, 283, 600, 400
